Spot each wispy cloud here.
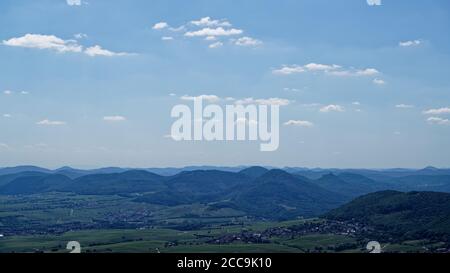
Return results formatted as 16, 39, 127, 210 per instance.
185, 27, 243, 37
320, 105, 345, 113
328, 68, 380, 77
427, 117, 450, 125
153, 22, 169, 30
84, 45, 131, 57
373, 78, 386, 85
74, 33, 88, 39
396, 104, 414, 109
3, 90, 29, 95
284, 120, 314, 127
423, 107, 450, 115
190, 17, 231, 27
235, 97, 291, 106
181, 95, 221, 103
283, 87, 303, 93
0, 143, 10, 149
367, 0, 382, 6
273, 63, 379, 77
272, 65, 306, 75
209, 42, 223, 49
153, 17, 262, 49
66, 0, 82, 6
234, 37, 262, 47
399, 40, 422, 47
36, 119, 66, 126
103, 116, 127, 122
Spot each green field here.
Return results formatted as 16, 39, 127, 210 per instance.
0, 192, 447, 253
1, 220, 439, 253
0, 225, 345, 253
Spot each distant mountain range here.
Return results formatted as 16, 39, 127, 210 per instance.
0, 165, 248, 178
2, 165, 450, 178
2, 166, 450, 220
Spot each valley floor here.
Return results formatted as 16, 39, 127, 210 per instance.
1, 220, 447, 253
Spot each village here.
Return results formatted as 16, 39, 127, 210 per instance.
207, 220, 370, 246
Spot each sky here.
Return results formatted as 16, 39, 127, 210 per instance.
1, 0, 450, 169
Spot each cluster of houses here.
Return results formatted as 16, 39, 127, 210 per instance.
207, 220, 369, 245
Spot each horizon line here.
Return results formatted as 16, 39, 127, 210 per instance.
1, 164, 449, 172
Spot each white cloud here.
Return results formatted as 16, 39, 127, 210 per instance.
283, 87, 304, 93
67, 0, 82, 6
36, 119, 66, 126
235, 97, 291, 106
3, 90, 28, 95
273, 63, 378, 77
235, 37, 262, 47
284, 120, 314, 127
103, 116, 127, 122
169, 93, 177, 97
423, 107, 450, 115
153, 22, 169, 30
304, 63, 341, 71
0, 143, 10, 149
185, 27, 243, 37
320, 105, 345, 113
367, 0, 382, 6
3, 34, 82, 53
191, 17, 231, 27
169, 26, 185, 32
3, 34, 130, 57
273, 63, 340, 75
373, 78, 386, 85
399, 40, 421, 47
84, 45, 131, 57
74, 33, 88, 39
352, 102, 361, 106
329, 68, 380, 77
209, 42, 223, 49
161, 36, 174, 41
3, 114, 11, 118
396, 104, 414, 109
157, 17, 262, 50
427, 117, 450, 125
272, 65, 305, 75
352, 68, 379, 76
181, 95, 221, 103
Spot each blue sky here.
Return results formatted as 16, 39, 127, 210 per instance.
1, 0, 450, 169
